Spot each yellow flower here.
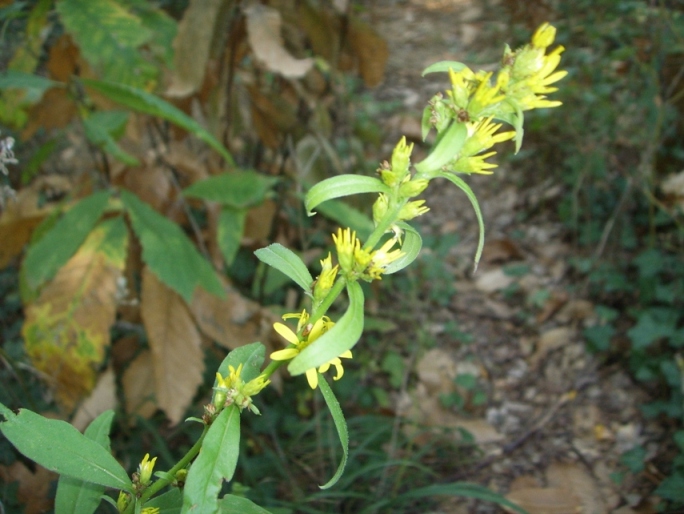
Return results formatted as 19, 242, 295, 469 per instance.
214, 362, 270, 414
531, 22, 556, 49
332, 228, 360, 273
366, 237, 404, 279
313, 253, 339, 302
397, 199, 430, 222
138, 453, 157, 485
461, 117, 516, 157
271, 311, 352, 389
451, 151, 498, 175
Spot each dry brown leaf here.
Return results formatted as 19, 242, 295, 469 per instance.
0, 175, 71, 267
348, 18, 388, 87
506, 487, 581, 514
71, 367, 117, 431
166, 0, 224, 97
416, 348, 457, 394
530, 327, 575, 369
113, 165, 173, 214
141, 268, 204, 425
22, 87, 76, 139
122, 350, 158, 421
298, 2, 340, 63
244, 4, 313, 78
47, 34, 80, 82
536, 290, 569, 324
474, 268, 514, 293
23, 221, 126, 411
0, 462, 55, 514
482, 238, 525, 264
546, 462, 607, 514
243, 200, 277, 243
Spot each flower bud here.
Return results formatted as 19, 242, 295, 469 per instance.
138, 453, 157, 485
390, 137, 414, 183
313, 253, 339, 302
399, 178, 429, 199
398, 200, 430, 221
531, 22, 556, 49
372, 194, 389, 225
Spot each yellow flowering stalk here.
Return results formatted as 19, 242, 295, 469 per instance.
270, 310, 352, 389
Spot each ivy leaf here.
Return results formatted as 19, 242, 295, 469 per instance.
254, 243, 314, 294
317, 376, 348, 490
305, 175, 389, 216
288, 281, 364, 376
182, 405, 241, 514
121, 190, 224, 302
0, 403, 132, 492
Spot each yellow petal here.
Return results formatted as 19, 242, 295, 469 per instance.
306, 368, 319, 389
340, 350, 352, 359
274, 322, 299, 345
270, 348, 299, 361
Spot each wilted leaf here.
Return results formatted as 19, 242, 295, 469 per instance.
71, 367, 117, 432
122, 350, 157, 421
244, 4, 314, 78
22, 216, 128, 410
166, 0, 224, 97
141, 268, 204, 425
348, 18, 388, 87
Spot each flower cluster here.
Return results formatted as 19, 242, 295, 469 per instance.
270, 310, 352, 389
420, 22, 566, 176
213, 364, 270, 415
333, 227, 404, 281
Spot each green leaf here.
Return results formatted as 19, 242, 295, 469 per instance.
218, 494, 272, 513
0, 404, 132, 492
421, 61, 467, 76
82, 78, 233, 165
184, 171, 277, 208
363, 483, 528, 514
421, 104, 432, 141
217, 208, 246, 267
254, 244, 314, 294
305, 175, 389, 216
654, 472, 684, 502
0, 70, 62, 96
121, 190, 224, 302
414, 122, 468, 175
288, 281, 364, 376
22, 190, 110, 292
316, 376, 349, 490
215, 342, 266, 387
83, 111, 139, 165
436, 172, 485, 271
146, 488, 182, 514
383, 222, 422, 275
182, 405, 241, 514
627, 308, 677, 350
56, 0, 158, 88
54, 410, 115, 514
315, 199, 375, 242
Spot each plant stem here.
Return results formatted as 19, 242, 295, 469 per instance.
363, 201, 404, 251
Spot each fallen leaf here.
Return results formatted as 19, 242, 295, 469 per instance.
482, 238, 524, 264
244, 4, 313, 78
506, 487, 581, 514
71, 367, 117, 431
0, 461, 55, 514
547, 462, 607, 514
530, 327, 575, 369
166, 0, 224, 97
416, 348, 457, 394
474, 268, 514, 293
141, 267, 204, 425
348, 18, 388, 87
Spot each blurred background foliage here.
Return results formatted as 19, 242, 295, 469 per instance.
1, 0, 684, 512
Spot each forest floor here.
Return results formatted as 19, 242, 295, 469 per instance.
364, 1, 665, 512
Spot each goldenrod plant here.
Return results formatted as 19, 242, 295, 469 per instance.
0, 24, 565, 513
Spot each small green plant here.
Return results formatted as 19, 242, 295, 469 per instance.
0, 22, 566, 513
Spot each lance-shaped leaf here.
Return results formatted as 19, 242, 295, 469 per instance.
141, 268, 204, 425
146, 488, 182, 513
315, 199, 374, 241
254, 243, 313, 294
83, 110, 139, 166
55, 410, 115, 514
0, 70, 62, 95
121, 190, 224, 302
288, 281, 364, 376
317, 376, 349, 490
383, 222, 422, 275
23, 216, 128, 410
82, 78, 233, 165
437, 172, 485, 271
414, 121, 468, 176
183, 170, 277, 209
421, 60, 467, 76
217, 208, 246, 267
182, 405, 241, 514
0, 403, 132, 492
219, 494, 272, 513
22, 190, 110, 293
305, 175, 389, 216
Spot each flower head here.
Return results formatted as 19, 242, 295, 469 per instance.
271, 310, 352, 389
214, 363, 270, 415
138, 453, 157, 485
366, 237, 404, 279
461, 117, 515, 157
313, 253, 339, 302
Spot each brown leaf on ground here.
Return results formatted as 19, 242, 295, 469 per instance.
22, 87, 76, 140
348, 18, 388, 87
122, 350, 158, 421
481, 238, 525, 264
529, 327, 576, 369
141, 268, 204, 425
47, 34, 80, 82
71, 367, 117, 431
244, 4, 313, 78
0, 462, 55, 514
